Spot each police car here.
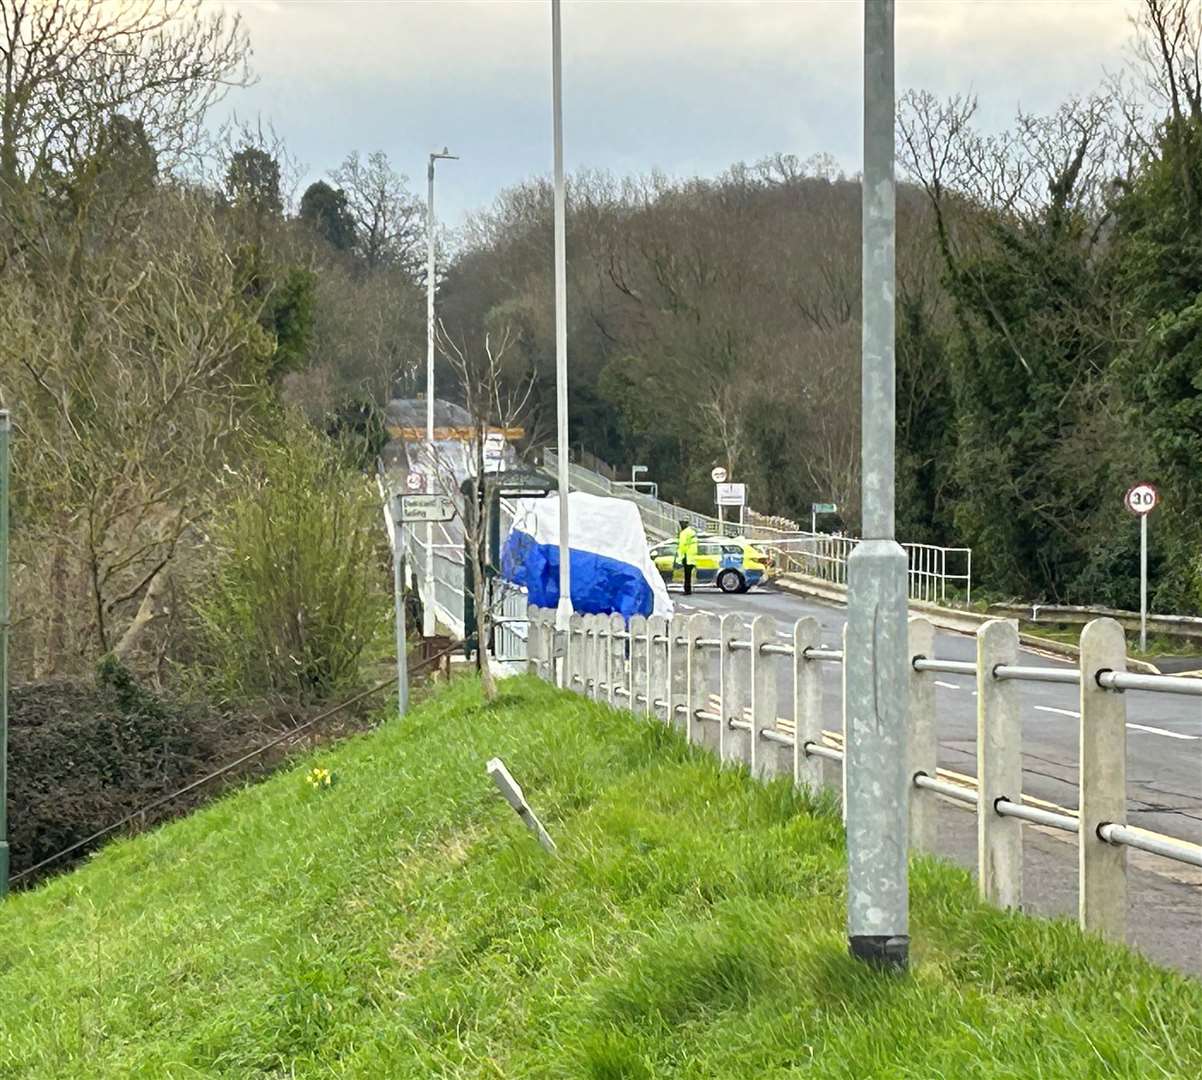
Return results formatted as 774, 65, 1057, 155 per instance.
649, 535, 769, 593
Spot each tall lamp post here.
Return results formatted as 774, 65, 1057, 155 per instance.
844, 0, 909, 970
425, 147, 458, 637
551, 0, 573, 653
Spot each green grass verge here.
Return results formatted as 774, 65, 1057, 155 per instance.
2, 676, 1199, 1078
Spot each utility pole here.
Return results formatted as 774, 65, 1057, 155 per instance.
425, 147, 457, 637
551, 0, 573, 658
844, 0, 909, 970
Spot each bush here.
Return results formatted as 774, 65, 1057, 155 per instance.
193, 422, 389, 702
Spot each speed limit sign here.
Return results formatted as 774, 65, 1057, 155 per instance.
405, 470, 426, 494
710, 466, 727, 483
1124, 482, 1158, 516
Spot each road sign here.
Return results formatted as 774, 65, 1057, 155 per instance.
1124, 483, 1159, 652
812, 502, 838, 515
1124, 483, 1158, 516
710, 466, 727, 483
716, 482, 745, 507
392, 493, 455, 524
405, 470, 426, 493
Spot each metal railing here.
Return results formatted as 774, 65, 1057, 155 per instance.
526, 608, 1202, 947
541, 449, 973, 603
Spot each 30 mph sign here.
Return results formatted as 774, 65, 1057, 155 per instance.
1124, 483, 1158, 516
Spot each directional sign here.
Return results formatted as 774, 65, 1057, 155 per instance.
405, 470, 426, 493
710, 466, 728, 483
812, 502, 838, 515
1124, 483, 1158, 516
392, 493, 455, 524
716, 482, 746, 507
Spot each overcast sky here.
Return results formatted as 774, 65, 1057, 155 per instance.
215, 0, 1139, 224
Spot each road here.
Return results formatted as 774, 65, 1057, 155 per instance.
673, 582, 1202, 977
674, 582, 1202, 845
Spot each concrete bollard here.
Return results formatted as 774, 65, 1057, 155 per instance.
977, 618, 1022, 910
685, 612, 713, 748
841, 622, 848, 822
647, 614, 668, 721
720, 613, 751, 767
1079, 617, 1128, 942
750, 616, 780, 779
589, 614, 603, 700
668, 613, 689, 732
567, 612, 584, 693
629, 614, 648, 713
608, 613, 625, 706
907, 616, 937, 854
793, 617, 827, 793
526, 605, 542, 677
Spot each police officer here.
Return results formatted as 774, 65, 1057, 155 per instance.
676, 518, 698, 595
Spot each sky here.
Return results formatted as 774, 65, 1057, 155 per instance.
213, 0, 1140, 225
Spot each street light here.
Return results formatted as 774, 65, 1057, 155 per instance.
844, 0, 909, 971
551, 0, 572, 652
424, 146, 458, 637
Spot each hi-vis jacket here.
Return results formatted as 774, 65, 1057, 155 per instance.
676, 525, 699, 563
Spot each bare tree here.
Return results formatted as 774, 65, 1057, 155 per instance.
0, 1, 248, 191
434, 324, 533, 700
330, 150, 424, 276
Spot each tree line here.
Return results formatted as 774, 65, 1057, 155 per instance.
0, 0, 435, 691
439, 0, 1202, 615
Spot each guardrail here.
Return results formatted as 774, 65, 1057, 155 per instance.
526, 606, 1202, 946
541, 449, 973, 603
987, 603, 1202, 642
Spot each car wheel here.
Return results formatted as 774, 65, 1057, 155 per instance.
717, 568, 743, 593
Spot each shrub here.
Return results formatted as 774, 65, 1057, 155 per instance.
193, 421, 389, 702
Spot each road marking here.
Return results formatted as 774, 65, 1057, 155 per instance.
1034, 705, 1080, 719
1127, 722, 1198, 741
934, 680, 960, 690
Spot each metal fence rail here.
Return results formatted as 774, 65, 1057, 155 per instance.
526, 608, 1202, 946
541, 449, 973, 603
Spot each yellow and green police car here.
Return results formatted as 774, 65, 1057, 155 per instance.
650, 535, 769, 593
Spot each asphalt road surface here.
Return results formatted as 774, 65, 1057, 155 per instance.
671, 581, 1202, 976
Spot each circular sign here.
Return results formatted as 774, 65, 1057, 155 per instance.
405, 470, 426, 493
710, 466, 727, 483
1124, 482, 1158, 516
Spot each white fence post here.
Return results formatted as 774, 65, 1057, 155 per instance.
629, 614, 648, 714
567, 612, 584, 694
588, 614, 603, 700
751, 616, 780, 779
647, 614, 668, 722
977, 618, 1022, 910
526, 604, 542, 677
1079, 617, 1128, 942
608, 613, 625, 706
793, 616, 827, 793
685, 612, 712, 748
840, 622, 848, 821
668, 612, 689, 732
908, 616, 937, 854
720, 613, 750, 767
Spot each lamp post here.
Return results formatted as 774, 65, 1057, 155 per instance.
425, 147, 457, 637
844, 0, 909, 970
551, 0, 572, 653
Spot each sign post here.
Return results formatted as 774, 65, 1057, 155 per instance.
1124, 482, 1159, 652
711, 466, 727, 526
389, 493, 458, 717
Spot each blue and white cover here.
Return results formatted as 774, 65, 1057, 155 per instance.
501, 492, 673, 621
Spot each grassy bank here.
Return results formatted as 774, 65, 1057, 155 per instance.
1, 676, 1199, 1078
